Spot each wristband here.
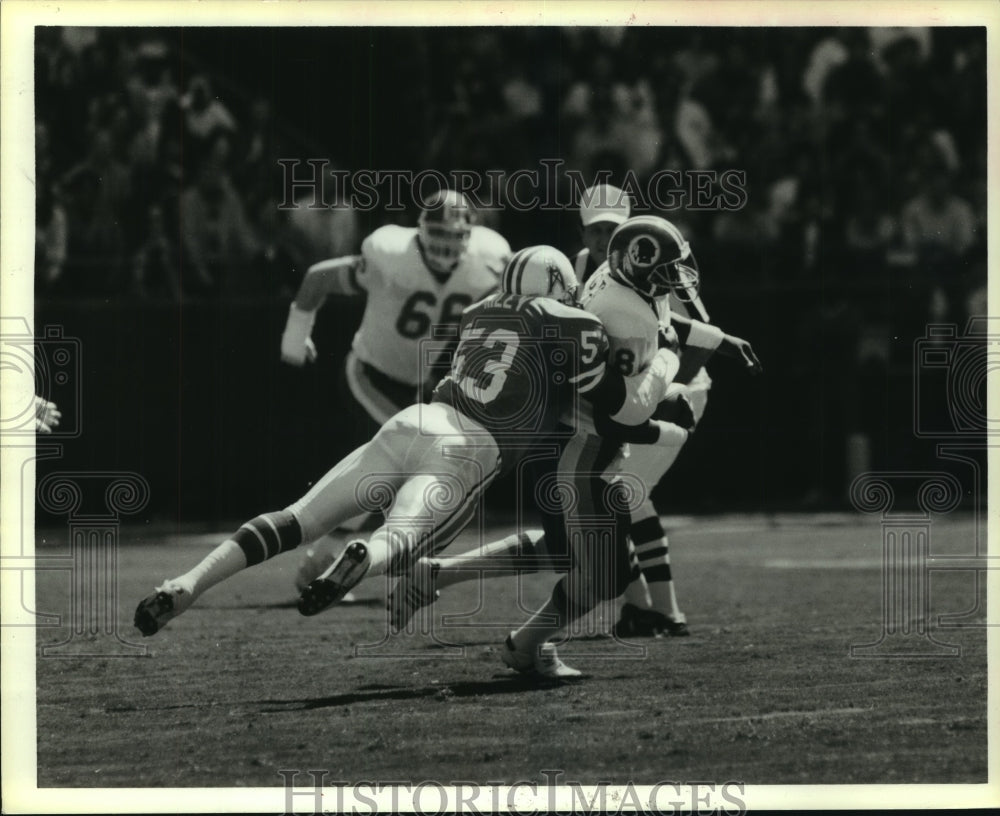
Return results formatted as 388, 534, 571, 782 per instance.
285, 302, 317, 341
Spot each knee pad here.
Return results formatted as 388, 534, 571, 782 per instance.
232, 510, 302, 566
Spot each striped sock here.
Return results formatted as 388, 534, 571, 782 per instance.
175, 510, 302, 601
433, 530, 552, 589
630, 515, 685, 623
622, 542, 652, 608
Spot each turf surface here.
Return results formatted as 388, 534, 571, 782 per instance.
34, 514, 987, 787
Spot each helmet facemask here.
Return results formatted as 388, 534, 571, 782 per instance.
418, 200, 472, 274
553, 278, 580, 307
611, 226, 701, 301
648, 255, 701, 302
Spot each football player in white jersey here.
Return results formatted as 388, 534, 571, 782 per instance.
280, 189, 510, 583
580, 215, 741, 637
573, 176, 720, 628
389, 216, 761, 638
281, 188, 510, 426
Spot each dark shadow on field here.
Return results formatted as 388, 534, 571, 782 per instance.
258, 676, 587, 712
208, 598, 386, 610
105, 676, 584, 717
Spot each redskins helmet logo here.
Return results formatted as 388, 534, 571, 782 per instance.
626, 234, 661, 268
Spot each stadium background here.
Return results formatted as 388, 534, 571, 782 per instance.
33, 25, 987, 524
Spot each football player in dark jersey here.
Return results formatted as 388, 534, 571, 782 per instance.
135, 246, 679, 677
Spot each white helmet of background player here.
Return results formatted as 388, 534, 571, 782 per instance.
500, 245, 579, 306
418, 189, 473, 274
606, 215, 700, 301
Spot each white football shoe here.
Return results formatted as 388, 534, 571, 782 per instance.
500, 634, 582, 680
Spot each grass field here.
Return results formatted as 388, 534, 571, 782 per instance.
34, 513, 987, 789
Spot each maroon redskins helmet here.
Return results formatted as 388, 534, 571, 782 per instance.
606, 215, 701, 301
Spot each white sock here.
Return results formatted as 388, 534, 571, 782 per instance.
173, 540, 247, 600
435, 531, 545, 589
511, 598, 564, 655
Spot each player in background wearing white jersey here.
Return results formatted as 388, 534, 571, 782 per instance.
135, 247, 680, 678
280, 189, 510, 587
390, 216, 762, 641
573, 184, 631, 284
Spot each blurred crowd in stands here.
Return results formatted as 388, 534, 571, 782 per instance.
31, 25, 987, 508
35, 25, 985, 326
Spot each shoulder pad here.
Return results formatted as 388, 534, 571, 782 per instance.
583, 274, 657, 330
467, 226, 512, 261
362, 224, 417, 261
529, 296, 602, 326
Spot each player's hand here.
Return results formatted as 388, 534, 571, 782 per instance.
302, 337, 318, 363
736, 339, 763, 374
281, 303, 318, 366
34, 396, 61, 434
280, 335, 317, 366
724, 335, 763, 375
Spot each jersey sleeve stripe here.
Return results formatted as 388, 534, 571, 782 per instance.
571, 363, 606, 392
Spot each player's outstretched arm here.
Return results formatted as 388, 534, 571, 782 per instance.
670, 313, 763, 375
280, 255, 362, 366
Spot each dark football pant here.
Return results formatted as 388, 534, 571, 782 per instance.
526, 430, 633, 620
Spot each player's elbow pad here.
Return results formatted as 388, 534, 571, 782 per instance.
610, 348, 680, 425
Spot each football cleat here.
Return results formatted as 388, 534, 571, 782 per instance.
294, 544, 337, 592
297, 540, 370, 616
388, 557, 441, 632
612, 602, 690, 638
133, 580, 192, 636
500, 635, 583, 680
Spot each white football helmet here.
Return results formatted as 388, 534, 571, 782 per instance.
500, 245, 579, 306
418, 189, 473, 274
